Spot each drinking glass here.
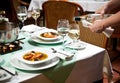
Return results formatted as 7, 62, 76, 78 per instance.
57, 19, 70, 49
31, 8, 40, 25
68, 22, 80, 44
17, 6, 27, 26
0, 10, 6, 17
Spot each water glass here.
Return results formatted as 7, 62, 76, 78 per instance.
57, 19, 70, 49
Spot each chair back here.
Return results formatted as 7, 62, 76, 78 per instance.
0, 0, 18, 23
42, 1, 84, 29
79, 21, 108, 48
17, 0, 31, 8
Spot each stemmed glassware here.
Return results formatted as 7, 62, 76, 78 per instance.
31, 8, 40, 25
17, 6, 27, 27
57, 19, 70, 49
0, 10, 6, 17
67, 21, 83, 50
68, 22, 80, 44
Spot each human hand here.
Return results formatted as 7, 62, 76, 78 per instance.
88, 20, 105, 33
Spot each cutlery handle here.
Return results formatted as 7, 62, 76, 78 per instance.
57, 51, 69, 57
0, 66, 15, 76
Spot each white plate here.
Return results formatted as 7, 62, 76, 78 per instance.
30, 36, 64, 44
10, 57, 59, 71
15, 48, 56, 65
0, 69, 12, 82
36, 29, 60, 41
65, 41, 86, 50
30, 33, 65, 44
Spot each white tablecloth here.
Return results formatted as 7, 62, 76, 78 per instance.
0, 25, 113, 83
28, 0, 108, 12
17, 43, 112, 83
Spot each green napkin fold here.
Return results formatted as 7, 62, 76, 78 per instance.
43, 58, 76, 83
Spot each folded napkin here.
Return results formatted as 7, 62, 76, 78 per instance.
51, 48, 74, 60
81, 19, 114, 38
21, 24, 46, 33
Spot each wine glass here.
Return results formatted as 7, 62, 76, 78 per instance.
68, 22, 80, 44
57, 19, 70, 49
31, 8, 40, 25
67, 22, 83, 50
0, 10, 6, 17
17, 6, 27, 27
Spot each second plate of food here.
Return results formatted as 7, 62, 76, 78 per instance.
36, 29, 61, 41
15, 48, 56, 65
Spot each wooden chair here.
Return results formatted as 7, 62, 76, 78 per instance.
110, 24, 120, 83
78, 21, 108, 82
79, 21, 108, 48
79, 21, 120, 83
42, 1, 84, 29
17, 0, 31, 8
110, 24, 120, 50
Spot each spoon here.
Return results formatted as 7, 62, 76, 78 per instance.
51, 48, 74, 60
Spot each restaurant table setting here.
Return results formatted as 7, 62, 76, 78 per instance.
0, 24, 113, 83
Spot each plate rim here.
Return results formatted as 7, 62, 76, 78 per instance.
65, 42, 86, 50
36, 30, 60, 41
30, 34, 65, 44
10, 57, 59, 71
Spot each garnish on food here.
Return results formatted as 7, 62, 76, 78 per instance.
41, 32, 57, 38
23, 51, 48, 61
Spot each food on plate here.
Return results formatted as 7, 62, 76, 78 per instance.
23, 51, 48, 61
40, 32, 58, 38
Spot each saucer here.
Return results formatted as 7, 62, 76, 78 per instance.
65, 41, 86, 50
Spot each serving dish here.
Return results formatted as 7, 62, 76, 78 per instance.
15, 48, 56, 65
30, 35, 64, 44
36, 29, 60, 41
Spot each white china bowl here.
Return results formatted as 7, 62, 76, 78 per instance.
16, 48, 56, 65
36, 29, 60, 41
